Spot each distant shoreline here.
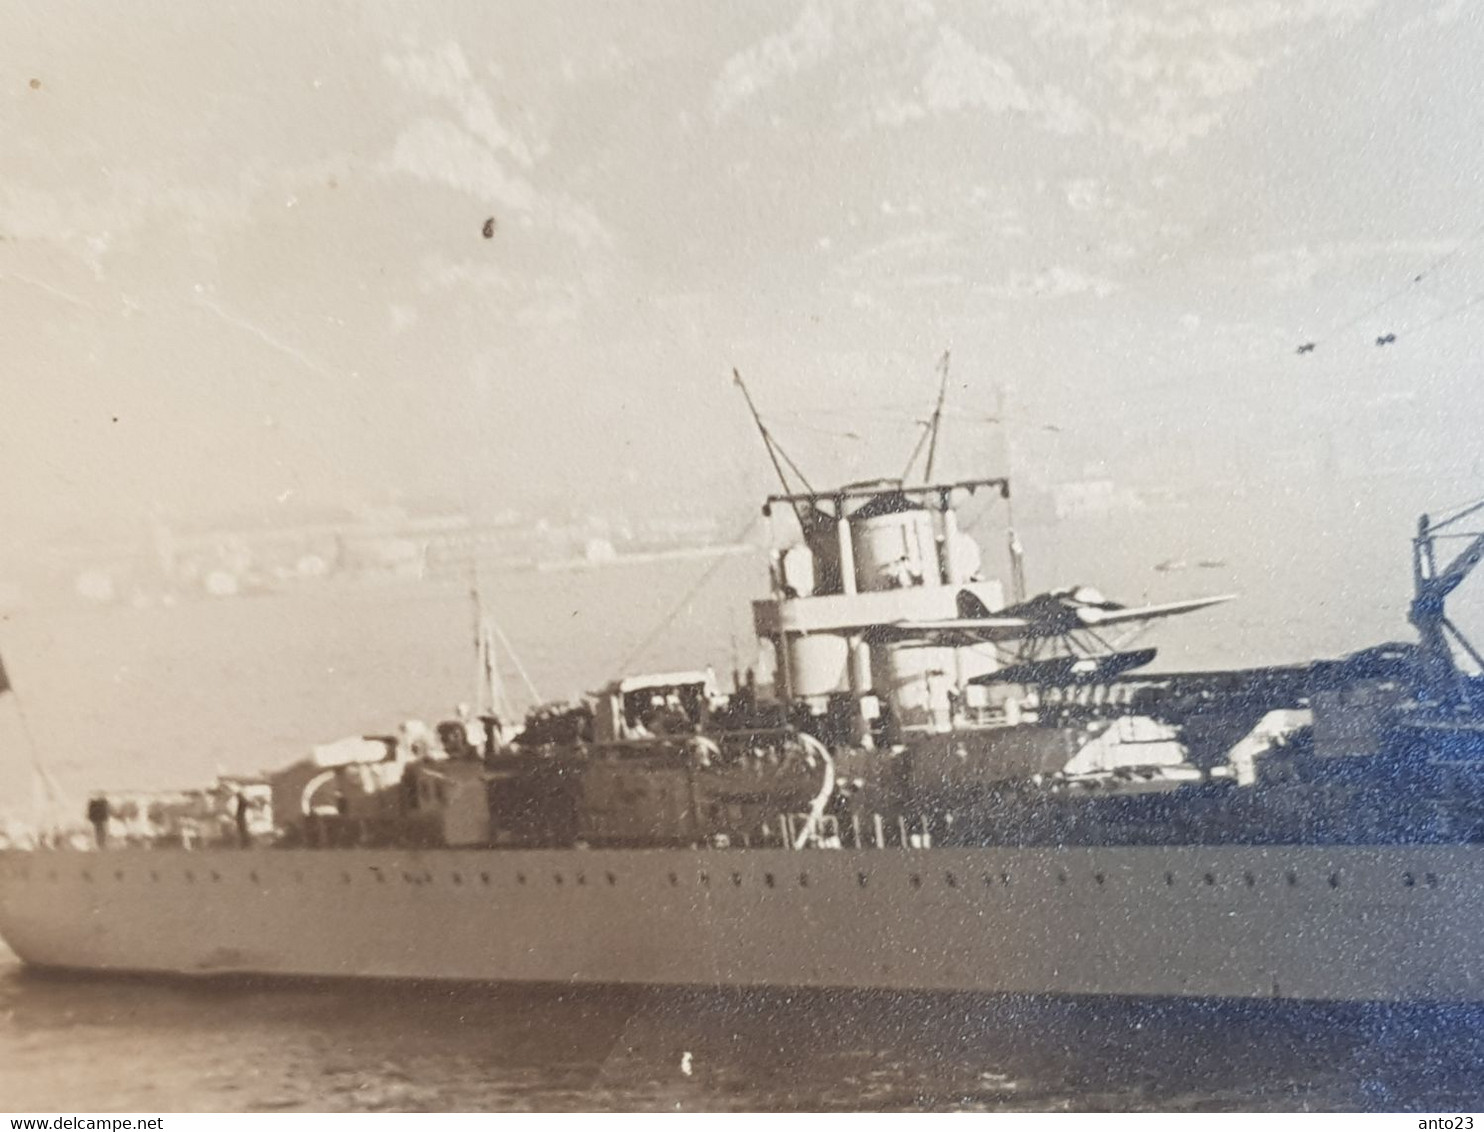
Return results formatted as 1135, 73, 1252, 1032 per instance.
535, 544, 759, 573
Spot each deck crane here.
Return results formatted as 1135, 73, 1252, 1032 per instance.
1410, 500, 1484, 709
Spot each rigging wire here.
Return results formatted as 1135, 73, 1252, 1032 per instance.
613, 512, 763, 675
1392, 289, 1484, 338
1023, 223, 1484, 400
487, 616, 543, 706
921, 350, 952, 482
1312, 220, 1484, 344
1428, 490, 1484, 530
899, 421, 932, 482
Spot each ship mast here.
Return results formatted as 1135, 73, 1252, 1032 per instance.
901, 351, 951, 483
734, 368, 844, 596
923, 350, 951, 482
469, 569, 541, 723
732, 368, 816, 519
1411, 500, 1484, 708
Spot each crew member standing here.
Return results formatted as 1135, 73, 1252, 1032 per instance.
86, 794, 110, 849
234, 791, 251, 848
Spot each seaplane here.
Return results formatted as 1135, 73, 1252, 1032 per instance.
875, 586, 1235, 687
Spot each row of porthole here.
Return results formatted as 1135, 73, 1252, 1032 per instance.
366, 870, 622, 888
36, 866, 1445, 891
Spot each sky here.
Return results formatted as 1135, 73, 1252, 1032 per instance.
3, 0, 1483, 541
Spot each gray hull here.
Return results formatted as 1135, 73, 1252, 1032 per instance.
1, 845, 1479, 1001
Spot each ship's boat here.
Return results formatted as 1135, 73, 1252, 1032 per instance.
4, 423, 1484, 1002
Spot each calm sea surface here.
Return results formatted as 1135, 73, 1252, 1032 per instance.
3, 955, 1484, 1111
2, 492, 1483, 1110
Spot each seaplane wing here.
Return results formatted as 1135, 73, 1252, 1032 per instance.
1069, 594, 1235, 628
877, 592, 1234, 647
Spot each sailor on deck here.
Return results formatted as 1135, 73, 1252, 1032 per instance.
234, 791, 251, 848
86, 795, 110, 849
457, 703, 485, 755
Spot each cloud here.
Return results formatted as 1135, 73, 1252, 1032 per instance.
921, 26, 1032, 115
416, 258, 518, 294
711, 1, 836, 118
1038, 84, 1096, 135
868, 24, 1035, 125
1064, 179, 1109, 214
1250, 239, 1458, 293
383, 42, 542, 168
382, 43, 608, 248
388, 118, 539, 211
836, 230, 959, 277
1112, 106, 1223, 154
855, 2, 1377, 153
0, 174, 262, 272
415, 254, 587, 327
981, 266, 1118, 300
388, 304, 418, 334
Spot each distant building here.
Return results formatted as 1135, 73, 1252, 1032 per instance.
1051, 480, 1145, 521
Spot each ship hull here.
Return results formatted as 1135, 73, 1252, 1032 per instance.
1, 845, 1480, 1002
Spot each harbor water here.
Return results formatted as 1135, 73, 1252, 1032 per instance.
3, 962, 1484, 1111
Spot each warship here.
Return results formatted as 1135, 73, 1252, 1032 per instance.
2, 375, 1484, 1003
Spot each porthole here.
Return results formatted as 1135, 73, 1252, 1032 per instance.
699, 871, 710, 887
858, 872, 869, 888
668, 873, 678, 887
451, 873, 463, 885
605, 872, 617, 886
1094, 873, 1106, 886
517, 873, 527, 885
1403, 872, 1416, 887
554, 874, 564, 886
249, 870, 260, 884
764, 873, 776, 888
1164, 872, 1175, 886
1243, 872, 1256, 888
1286, 871, 1299, 887
210, 871, 221, 883
576, 873, 586, 886
798, 873, 809, 888
480, 872, 491, 886
1056, 872, 1068, 886
1328, 873, 1341, 889
945, 872, 958, 888
731, 872, 743, 887
909, 874, 922, 889
1202, 873, 1216, 887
